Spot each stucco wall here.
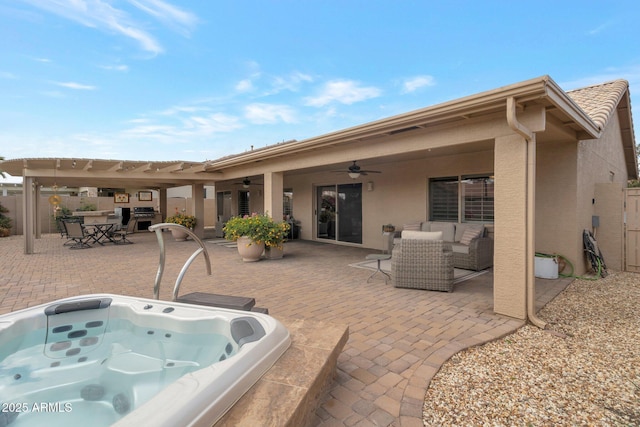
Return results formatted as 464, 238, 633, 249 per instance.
535, 140, 581, 273
281, 148, 495, 249
576, 109, 629, 272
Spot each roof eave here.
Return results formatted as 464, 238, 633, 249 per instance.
205, 75, 601, 171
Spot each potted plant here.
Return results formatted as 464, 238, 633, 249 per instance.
223, 213, 290, 261
165, 212, 197, 241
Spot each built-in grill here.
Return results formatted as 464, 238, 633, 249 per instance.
133, 206, 156, 218
133, 207, 157, 231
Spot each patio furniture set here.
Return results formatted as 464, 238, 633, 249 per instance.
59, 217, 137, 249
373, 221, 494, 292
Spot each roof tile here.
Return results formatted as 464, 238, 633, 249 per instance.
566, 80, 628, 130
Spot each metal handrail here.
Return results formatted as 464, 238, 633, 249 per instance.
148, 223, 212, 301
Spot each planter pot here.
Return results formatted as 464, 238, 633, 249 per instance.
264, 246, 284, 260
237, 236, 265, 262
170, 228, 189, 241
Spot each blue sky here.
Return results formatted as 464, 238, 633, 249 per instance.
1, 0, 639, 164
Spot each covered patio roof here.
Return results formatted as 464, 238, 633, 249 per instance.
0, 158, 219, 189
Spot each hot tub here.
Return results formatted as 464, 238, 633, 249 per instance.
0, 294, 290, 427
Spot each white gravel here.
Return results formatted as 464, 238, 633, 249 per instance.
423, 271, 640, 426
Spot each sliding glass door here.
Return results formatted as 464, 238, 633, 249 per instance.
316, 183, 362, 244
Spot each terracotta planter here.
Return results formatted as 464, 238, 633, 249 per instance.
170, 228, 189, 241
237, 236, 264, 262
264, 246, 284, 260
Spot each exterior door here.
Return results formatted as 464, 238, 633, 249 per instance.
625, 188, 640, 272
316, 184, 362, 244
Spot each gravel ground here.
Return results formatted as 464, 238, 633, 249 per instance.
423, 271, 640, 426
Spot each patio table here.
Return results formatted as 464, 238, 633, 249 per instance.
85, 222, 119, 245
365, 253, 392, 284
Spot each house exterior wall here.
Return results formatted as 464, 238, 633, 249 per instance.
577, 109, 629, 272
535, 109, 629, 275
535, 140, 581, 273
282, 149, 495, 249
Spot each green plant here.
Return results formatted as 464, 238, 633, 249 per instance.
0, 201, 12, 236
76, 203, 97, 211
223, 213, 290, 248
166, 213, 197, 229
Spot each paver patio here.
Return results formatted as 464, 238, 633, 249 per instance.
0, 233, 571, 426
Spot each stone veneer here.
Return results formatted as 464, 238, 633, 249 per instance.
216, 317, 349, 426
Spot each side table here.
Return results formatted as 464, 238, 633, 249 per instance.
365, 253, 392, 284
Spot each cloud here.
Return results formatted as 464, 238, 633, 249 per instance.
245, 103, 296, 124
0, 72, 18, 79
128, 0, 199, 36
121, 112, 242, 141
401, 75, 436, 93
304, 80, 381, 107
587, 21, 613, 36
267, 71, 313, 95
55, 81, 97, 90
21, 0, 198, 55
235, 79, 254, 93
99, 64, 129, 72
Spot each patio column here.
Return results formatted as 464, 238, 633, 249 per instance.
34, 183, 41, 239
263, 172, 284, 221
159, 189, 167, 220
192, 183, 205, 238
493, 134, 528, 319
23, 176, 35, 254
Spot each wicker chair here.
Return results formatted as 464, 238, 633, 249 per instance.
391, 238, 454, 292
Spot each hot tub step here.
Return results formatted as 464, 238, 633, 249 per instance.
177, 292, 256, 311
250, 307, 269, 314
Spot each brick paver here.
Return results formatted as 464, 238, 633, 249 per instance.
0, 233, 571, 426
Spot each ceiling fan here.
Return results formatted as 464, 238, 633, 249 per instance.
333, 161, 381, 179
232, 177, 263, 188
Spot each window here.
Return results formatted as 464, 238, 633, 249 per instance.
238, 191, 250, 217
462, 176, 494, 222
429, 177, 458, 221
429, 175, 494, 223
284, 189, 293, 218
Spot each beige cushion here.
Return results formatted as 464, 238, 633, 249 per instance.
455, 223, 484, 242
459, 228, 481, 245
403, 222, 422, 231
451, 243, 470, 254
430, 222, 455, 242
401, 230, 443, 240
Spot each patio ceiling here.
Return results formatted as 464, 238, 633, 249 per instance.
0, 158, 220, 189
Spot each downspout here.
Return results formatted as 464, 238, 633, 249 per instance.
506, 97, 547, 329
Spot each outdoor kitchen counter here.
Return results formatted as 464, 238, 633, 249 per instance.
72, 210, 114, 224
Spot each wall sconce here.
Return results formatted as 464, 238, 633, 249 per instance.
367, 181, 374, 192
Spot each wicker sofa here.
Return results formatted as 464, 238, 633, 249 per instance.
394, 221, 493, 271
391, 230, 455, 291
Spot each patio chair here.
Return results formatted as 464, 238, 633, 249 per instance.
390, 232, 454, 292
111, 218, 137, 245
63, 220, 93, 249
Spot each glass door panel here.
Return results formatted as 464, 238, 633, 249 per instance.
317, 186, 336, 240
338, 183, 362, 243
316, 184, 362, 243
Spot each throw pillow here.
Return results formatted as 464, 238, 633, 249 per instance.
401, 230, 443, 240
460, 228, 481, 245
402, 222, 422, 231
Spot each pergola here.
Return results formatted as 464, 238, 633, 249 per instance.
0, 158, 221, 254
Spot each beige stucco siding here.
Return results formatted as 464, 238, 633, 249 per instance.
493, 134, 528, 319
576, 109, 629, 272
535, 140, 581, 273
